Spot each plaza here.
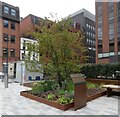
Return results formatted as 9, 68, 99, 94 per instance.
0, 79, 119, 116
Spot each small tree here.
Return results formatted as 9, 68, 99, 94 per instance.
25, 18, 87, 89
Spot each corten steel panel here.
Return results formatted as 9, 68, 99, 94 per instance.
70, 74, 87, 111
74, 84, 87, 111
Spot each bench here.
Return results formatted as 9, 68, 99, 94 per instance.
102, 85, 120, 97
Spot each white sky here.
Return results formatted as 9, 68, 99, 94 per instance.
1, 0, 95, 20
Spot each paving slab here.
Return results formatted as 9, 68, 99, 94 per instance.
0, 80, 119, 115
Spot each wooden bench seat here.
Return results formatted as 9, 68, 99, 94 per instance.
102, 85, 120, 97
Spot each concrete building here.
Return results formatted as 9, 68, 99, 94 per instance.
96, 0, 120, 63
0, 1, 20, 72
69, 8, 96, 63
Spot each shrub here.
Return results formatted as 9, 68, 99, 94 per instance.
47, 94, 55, 101
86, 82, 100, 89
32, 80, 58, 93
81, 63, 120, 80
57, 95, 73, 104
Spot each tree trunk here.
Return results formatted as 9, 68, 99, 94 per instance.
57, 72, 62, 88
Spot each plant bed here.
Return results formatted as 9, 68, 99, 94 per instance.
23, 82, 35, 87
20, 91, 74, 111
86, 78, 120, 85
87, 88, 106, 101
20, 88, 106, 111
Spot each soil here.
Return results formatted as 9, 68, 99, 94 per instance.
27, 87, 106, 101
87, 88, 105, 96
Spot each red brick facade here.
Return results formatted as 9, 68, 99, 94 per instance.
96, 1, 119, 63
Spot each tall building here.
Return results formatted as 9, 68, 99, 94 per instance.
96, 0, 120, 63
0, 1, 20, 72
69, 8, 96, 63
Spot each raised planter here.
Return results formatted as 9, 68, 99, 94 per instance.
20, 91, 74, 111
86, 78, 120, 85
20, 90, 107, 111
23, 82, 34, 87
87, 90, 107, 101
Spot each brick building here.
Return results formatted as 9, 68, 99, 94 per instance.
0, 1, 20, 72
20, 14, 44, 36
96, 0, 120, 63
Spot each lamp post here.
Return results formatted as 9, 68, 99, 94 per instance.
4, 38, 9, 88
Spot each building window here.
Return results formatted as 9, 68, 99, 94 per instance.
3, 48, 8, 57
4, 20, 9, 28
98, 53, 102, 58
22, 40, 26, 50
10, 49, 15, 57
11, 21, 16, 30
109, 34, 114, 40
4, 6, 9, 14
10, 35, 15, 44
108, 2, 114, 12
3, 33, 9, 42
109, 43, 114, 52
98, 45, 102, 53
22, 53, 25, 60
109, 23, 114, 29
97, 4, 102, 16
109, 11, 114, 18
103, 53, 109, 58
118, 51, 120, 55
109, 52, 115, 56
118, 43, 120, 51
11, 9, 16, 16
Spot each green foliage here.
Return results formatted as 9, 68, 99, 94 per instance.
32, 80, 57, 93
57, 95, 73, 104
31, 82, 44, 94
47, 94, 55, 101
81, 63, 120, 79
25, 18, 87, 89
58, 89, 66, 95
66, 80, 74, 91
86, 82, 98, 89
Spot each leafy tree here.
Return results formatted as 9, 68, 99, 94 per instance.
25, 18, 87, 88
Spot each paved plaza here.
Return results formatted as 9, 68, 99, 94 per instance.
0, 79, 119, 116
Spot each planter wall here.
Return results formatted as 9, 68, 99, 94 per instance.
87, 90, 107, 101
20, 91, 74, 111
23, 83, 34, 87
20, 90, 106, 111
86, 78, 120, 85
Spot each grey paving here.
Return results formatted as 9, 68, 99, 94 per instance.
0, 79, 119, 115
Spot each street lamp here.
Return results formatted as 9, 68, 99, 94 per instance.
4, 37, 9, 88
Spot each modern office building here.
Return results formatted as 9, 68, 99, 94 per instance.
96, 1, 120, 63
0, 1, 20, 72
69, 8, 96, 63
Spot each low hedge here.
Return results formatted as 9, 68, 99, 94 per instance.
80, 63, 120, 80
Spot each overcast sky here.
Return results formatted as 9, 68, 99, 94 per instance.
2, 0, 95, 20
